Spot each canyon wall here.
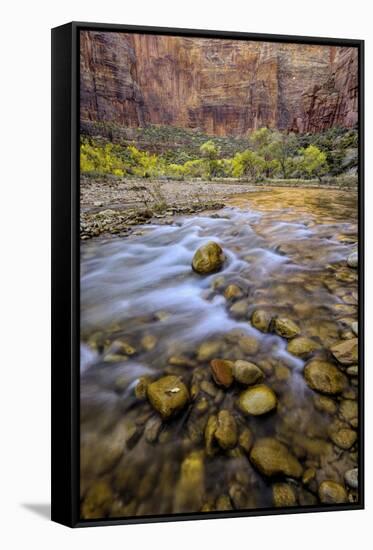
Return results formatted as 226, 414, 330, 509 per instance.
80, 31, 358, 136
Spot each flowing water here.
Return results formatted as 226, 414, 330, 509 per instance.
80, 187, 359, 518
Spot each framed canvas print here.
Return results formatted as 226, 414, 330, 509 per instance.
51, 22, 364, 527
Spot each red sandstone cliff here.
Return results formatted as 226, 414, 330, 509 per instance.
80, 31, 358, 136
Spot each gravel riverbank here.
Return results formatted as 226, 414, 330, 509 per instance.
80, 177, 356, 239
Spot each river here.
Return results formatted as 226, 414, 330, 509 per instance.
80, 187, 359, 518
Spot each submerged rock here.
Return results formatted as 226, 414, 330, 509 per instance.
224, 284, 244, 300
215, 410, 238, 450
192, 241, 225, 274
273, 318, 300, 339
318, 480, 348, 504
287, 337, 321, 357
147, 375, 189, 419
144, 416, 163, 444
81, 480, 113, 519
229, 299, 249, 318
125, 425, 143, 450
197, 340, 222, 362
330, 428, 357, 450
233, 360, 264, 385
251, 309, 272, 333
346, 365, 358, 377
215, 494, 233, 511
205, 415, 218, 457
141, 334, 157, 351
238, 427, 253, 453
108, 339, 137, 357
313, 394, 337, 415
173, 451, 205, 513
347, 251, 358, 268
168, 355, 196, 368
238, 334, 260, 354
211, 276, 225, 290
272, 483, 297, 507
330, 338, 358, 365
339, 399, 358, 422
302, 468, 316, 485
238, 384, 277, 416
228, 482, 249, 509
135, 376, 151, 400
344, 468, 358, 489
249, 437, 303, 478
199, 380, 217, 398
274, 364, 291, 382
303, 360, 348, 395
210, 359, 234, 388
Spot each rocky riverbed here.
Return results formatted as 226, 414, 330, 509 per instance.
80, 185, 359, 519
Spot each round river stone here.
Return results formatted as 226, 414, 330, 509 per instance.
147, 375, 189, 419
303, 360, 348, 395
273, 317, 300, 339
238, 384, 277, 415
233, 360, 264, 385
287, 336, 321, 357
318, 480, 348, 504
192, 241, 225, 274
249, 437, 303, 478
251, 309, 271, 333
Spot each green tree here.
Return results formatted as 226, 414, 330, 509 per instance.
249, 127, 274, 177
80, 140, 126, 176
266, 131, 298, 179
232, 150, 265, 180
299, 145, 329, 181
167, 163, 185, 180
200, 140, 220, 180
182, 159, 205, 178
249, 128, 299, 178
127, 145, 160, 178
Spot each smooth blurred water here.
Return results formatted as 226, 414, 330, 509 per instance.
79, 188, 358, 517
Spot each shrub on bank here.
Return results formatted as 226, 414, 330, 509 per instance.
80, 125, 357, 183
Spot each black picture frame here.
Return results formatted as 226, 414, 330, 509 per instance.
51, 21, 365, 528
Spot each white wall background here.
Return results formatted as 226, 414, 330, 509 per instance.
0, 0, 370, 547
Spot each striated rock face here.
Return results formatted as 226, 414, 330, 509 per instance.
80, 31, 358, 136
299, 47, 358, 132
80, 31, 148, 127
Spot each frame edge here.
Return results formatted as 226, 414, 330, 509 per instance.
51, 22, 78, 528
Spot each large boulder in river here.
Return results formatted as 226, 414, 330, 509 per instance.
238, 384, 277, 415
192, 241, 225, 274
303, 360, 347, 395
249, 437, 303, 478
147, 375, 189, 419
